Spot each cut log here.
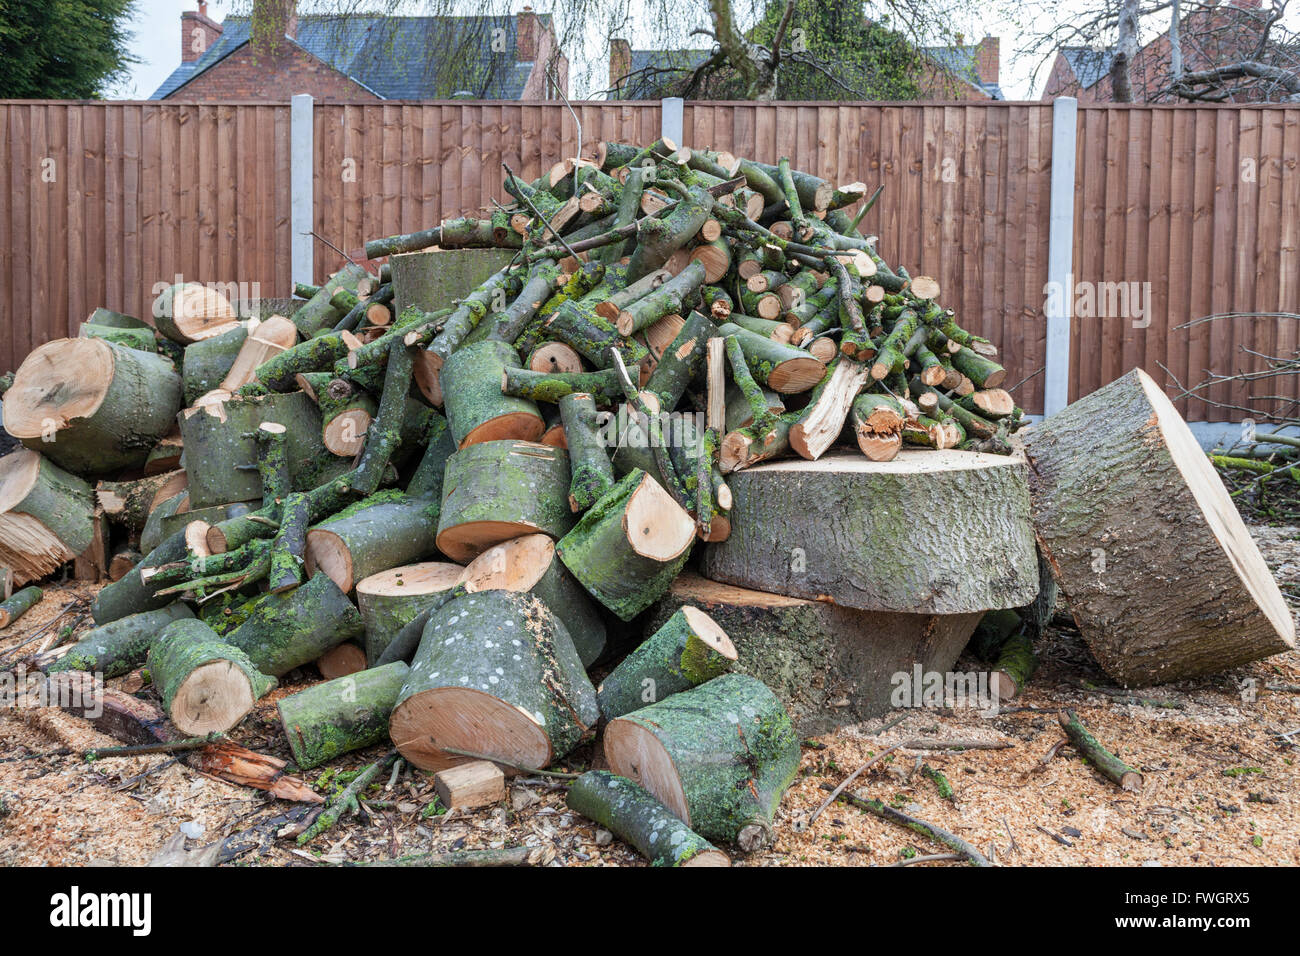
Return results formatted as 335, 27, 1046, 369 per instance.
566, 771, 730, 867
604, 673, 799, 852
91, 530, 188, 624
556, 469, 696, 621
434, 761, 506, 811
178, 390, 349, 508
290, 263, 369, 338
0, 448, 95, 585
218, 316, 299, 392
151, 282, 239, 344
528, 342, 584, 375
558, 392, 615, 512
148, 618, 277, 735
305, 492, 441, 592
1022, 368, 1296, 685
4, 338, 183, 475
442, 339, 545, 448
44, 602, 194, 678
789, 358, 870, 460
596, 605, 736, 721
315, 641, 367, 680
388, 589, 599, 772
703, 451, 1040, 614
460, 533, 607, 668
647, 573, 982, 733
715, 322, 825, 393
0, 585, 42, 629
356, 562, 466, 665
222, 571, 364, 677
277, 661, 410, 771
95, 469, 187, 533
435, 440, 575, 564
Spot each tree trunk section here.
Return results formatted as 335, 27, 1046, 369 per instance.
277, 661, 410, 770
1022, 367, 1295, 685
148, 618, 277, 735
45, 602, 193, 678
442, 340, 545, 448
703, 450, 1039, 614
222, 571, 364, 677
305, 492, 441, 593
356, 562, 467, 665
0, 448, 95, 585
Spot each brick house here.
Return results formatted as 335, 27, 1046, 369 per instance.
607, 34, 1003, 101
1040, 0, 1288, 102
151, 1, 568, 101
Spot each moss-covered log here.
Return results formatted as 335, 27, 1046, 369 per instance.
91, 530, 188, 624
461, 533, 606, 668
356, 562, 466, 666
0, 586, 42, 629
3, 339, 183, 475
642, 310, 715, 412
714, 322, 824, 394
566, 771, 730, 867
305, 491, 441, 593
604, 674, 799, 852
501, 366, 624, 405
1058, 709, 1144, 791
596, 605, 736, 721
558, 392, 614, 512
94, 470, 187, 533
436, 440, 574, 564
277, 661, 410, 770
703, 451, 1039, 614
291, 263, 370, 338
388, 589, 599, 772
442, 339, 545, 448
148, 618, 277, 735
254, 332, 352, 392
555, 469, 695, 621
222, 571, 364, 677
1023, 368, 1295, 685
44, 603, 194, 678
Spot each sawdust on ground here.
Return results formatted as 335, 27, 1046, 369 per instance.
1, 529, 1298, 868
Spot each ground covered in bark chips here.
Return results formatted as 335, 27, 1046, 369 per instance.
1, 529, 1298, 868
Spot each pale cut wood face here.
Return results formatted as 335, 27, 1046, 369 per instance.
173, 662, 254, 735
390, 686, 551, 773
461, 534, 553, 595
624, 474, 695, 562
604, 719, 690, 825
356, 562, 465, 599
2, 339, 115, 439
679, 606, 738, 662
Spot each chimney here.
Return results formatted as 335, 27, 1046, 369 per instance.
517, 5, 538, 61
181, 2, 223, 62
610, 38, 631, 91
976, 36, 1000, 85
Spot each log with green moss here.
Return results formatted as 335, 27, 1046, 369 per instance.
500, 366, 624, 405
292, 263, 370, 338
596, 606, 736, 721
388, 589, 599, 772
277, 661, 410, 771
221, 571, 363, 677
436, 440, 575, 564
148, 618, 277, 735
305, 491, 441, 593
566, 771, 730, 867
413, 268, 523, 406
405, 414, 457, 500
555, 469, 696, 621
557, 392, 614, 512
713, 322, 824, 394
542, 299, 649, 371
44, 603, 194, 678
1058, 709, 1144, 791
991, 630, 1038, 700
642, 309, 715, 412
0, 586, 42, 629
180, 325, 248, 404
254, 332, 352, 392
266, 491, 308, 593
604, 674, 799, 852
441, 339, 545, 448
460, 533, 606, 669
355, 562, 466, 665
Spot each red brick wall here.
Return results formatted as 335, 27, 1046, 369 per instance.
167, 43, 378, 101
181, 11, 224, 63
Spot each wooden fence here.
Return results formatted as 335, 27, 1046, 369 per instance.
2, 98, 1298, 418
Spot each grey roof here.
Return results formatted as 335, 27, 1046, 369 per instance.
1061, 46, 1114, 89
612, 48, 712, 98
151, 14, 539, 100
922, 44, 1003, 99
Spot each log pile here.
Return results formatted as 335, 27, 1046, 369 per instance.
0, 137, 1294, 866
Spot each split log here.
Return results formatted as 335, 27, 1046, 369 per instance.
434, 761, 506, 811
647, 573, 982, 733
148, 618, 277, 735
460, 533, 607, 668
44, 603, 194, 678
388, 589, 599, 772
305, 492, 441, 593
0, 448, 95, 585
604, 674, 799, 852
4, 339, 183, 475
789, 358, 870, 460
556, 469, 696, 621
703, 451, 1040, 614
435, 440, 575, 564
442, 340, 545, 447
1022, 368, 1296, 685
151, 282, 239, 344
277, 661, 410, 770
596, 605, 736, 721
222, 571, 364, 677
181, 325, 248, 405
356, 562, 466, 666
566, 771, 730, 867
219, 316, 299, 392
0, 586, 42, 629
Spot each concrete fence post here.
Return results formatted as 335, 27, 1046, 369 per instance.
1044, 96, 1078, 418
661, 97, 684, 146
291, 93, 314, 290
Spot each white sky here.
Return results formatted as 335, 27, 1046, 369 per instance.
117, 0, 1066, 101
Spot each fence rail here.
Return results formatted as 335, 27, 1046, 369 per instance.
2, 98, 1298, 419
